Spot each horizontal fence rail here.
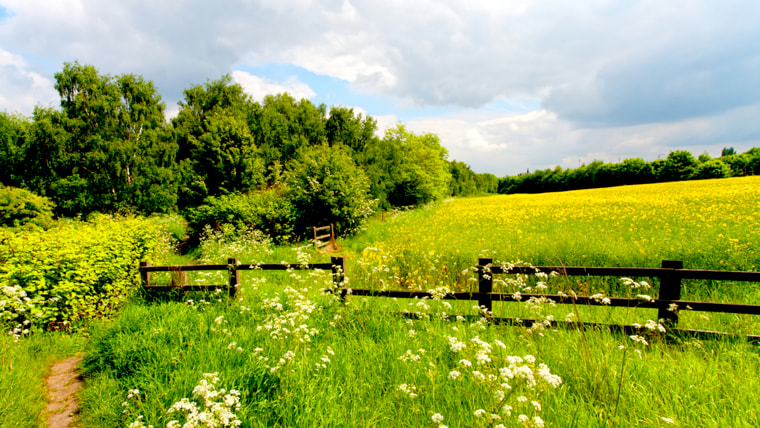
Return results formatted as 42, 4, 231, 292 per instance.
140, 257, 346, 298
341, 258, 760, 343
139, 256, 760, 342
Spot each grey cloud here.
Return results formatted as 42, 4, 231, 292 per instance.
2, 0, 760, 137
544, 41, 760, 127
541, 2, 760, 127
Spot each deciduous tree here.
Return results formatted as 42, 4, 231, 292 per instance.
24, 62, 177, 215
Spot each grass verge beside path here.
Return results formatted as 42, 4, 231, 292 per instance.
0, 332, 85, 428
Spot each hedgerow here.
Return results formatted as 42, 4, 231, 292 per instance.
0, 215, 172, 334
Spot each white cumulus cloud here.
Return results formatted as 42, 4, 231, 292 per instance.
0, 48, 58, 114
231, 70, 315, 101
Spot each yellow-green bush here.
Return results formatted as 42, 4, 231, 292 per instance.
0, 186, 54, 230
0, 215, 171, 332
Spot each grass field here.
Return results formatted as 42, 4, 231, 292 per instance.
75, 176, 760, 428
5, 176, 760, 427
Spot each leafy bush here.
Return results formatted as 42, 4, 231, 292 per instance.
0, 215, 172, 332
186, 189, 294, 243
693, 159, 732, 180
285, 144, 375, 239
657, 150, 698, 181
0, 186, 55, 230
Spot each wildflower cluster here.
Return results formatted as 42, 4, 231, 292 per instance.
197, 225, 273, 264
443, 331, 562, 427
1, 284, 52, 336
165, 373, 242, 427
125, 373, 243, 428
256, 285, 320, 343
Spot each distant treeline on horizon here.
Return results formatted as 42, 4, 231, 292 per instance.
497, 147, 760, 195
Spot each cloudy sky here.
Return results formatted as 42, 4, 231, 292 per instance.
2, 0, 759, 175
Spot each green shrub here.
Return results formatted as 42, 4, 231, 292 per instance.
186, 189, 294, 244
693, 159, 732, 180
658, 150, 698, 181
285, 144, 376, 239
0, 215, 172, 332
0, 186, 54, 230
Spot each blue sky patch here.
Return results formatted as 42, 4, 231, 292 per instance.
0, 5, 11, 22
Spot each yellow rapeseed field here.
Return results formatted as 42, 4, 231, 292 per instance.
362, 176, 760, 272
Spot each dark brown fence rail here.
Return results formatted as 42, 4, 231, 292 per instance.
139, 256, 760, 342
139, 257, 346, 297
342, 258, 760, 342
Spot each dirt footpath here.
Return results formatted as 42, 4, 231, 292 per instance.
45, 354, 84, 428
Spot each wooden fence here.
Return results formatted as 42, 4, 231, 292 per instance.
341, 258, 760, 342
139, 256, 760, 341
139, 257, 346, 297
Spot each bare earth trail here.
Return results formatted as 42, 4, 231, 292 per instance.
45, 354, 84, 428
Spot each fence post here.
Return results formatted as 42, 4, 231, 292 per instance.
228, 258, 240, 298
331, 256, 346, 295
658, 260, 683, 326
140, 261, 150, 287
478, 257, 494, 315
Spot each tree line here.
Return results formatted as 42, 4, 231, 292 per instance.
0, 62, 497, 240
498, 148, 760, 194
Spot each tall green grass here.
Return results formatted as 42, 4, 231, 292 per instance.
80, 284, 760, 427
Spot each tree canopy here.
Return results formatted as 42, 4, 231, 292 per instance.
21, 62, 177, 215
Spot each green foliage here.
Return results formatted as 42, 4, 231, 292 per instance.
325, 105, 377, 153
0, 216, 172, 331
6, 62, 489, 222
498, 148, 760, 195
449, 160, 478, 196
448, 162, 499, 196
285, 144, 375, 238
187, 190, 294, 243
174, 75, 264, 207
0, 112, 29, 187
693, 158, 732, 180
254, 93, 327, 172
364, 125, 452, 207
658, 150, 698, 181
0, 186, 54, 230
475, 172, 499, 194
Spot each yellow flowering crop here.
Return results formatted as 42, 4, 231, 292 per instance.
353, 177, 760, 294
